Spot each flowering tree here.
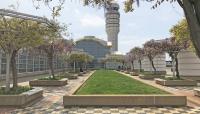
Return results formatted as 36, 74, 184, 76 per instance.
130, 47, 144, 72
36, 21, 71, 79
143, 39, 163, 74
126, 52, 136, 71
0, 17, 45, 91
162, 37, 189, 79
38, 38, 73, 79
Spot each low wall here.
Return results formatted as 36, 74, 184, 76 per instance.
139, 75, 164, 80
155, 78, 197, 86
0, 87, 43, 107
29, 78, 68, 86
194, 88, 200, 97
63, 95, 186, 107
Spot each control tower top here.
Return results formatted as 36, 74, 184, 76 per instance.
106, 2, 119, 11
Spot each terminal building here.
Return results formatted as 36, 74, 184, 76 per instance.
75, 36, 111, 68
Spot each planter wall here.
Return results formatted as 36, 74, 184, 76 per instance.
63, 95, 186, 107
139, 75, 163, 80
62, 73, 78, 80
29, 78, 68, 86
155, 78, 197, 86
0, 87, 43, 107
130, 72, 139, 76
194, 88, 200, 97
78, 72, 84, 76
63, 71, 187, 107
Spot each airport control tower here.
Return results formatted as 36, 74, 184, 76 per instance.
105, 2, 120, 52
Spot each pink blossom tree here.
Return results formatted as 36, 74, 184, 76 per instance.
161, 37, 189, 79
130, 47, 144, 72
143, 39, 163, 74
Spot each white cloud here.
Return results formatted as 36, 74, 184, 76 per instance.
80, 14, 105, 28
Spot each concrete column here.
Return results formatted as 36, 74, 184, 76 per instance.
17, 54, 19, 73
0, 51, 2, 76
142, 54, 166, 72
25, 53, 28, 73
178, 50, 200, 80
32, 56, 35, 72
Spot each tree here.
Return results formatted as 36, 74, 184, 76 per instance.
83, 54, 94, 70
38, 38, 72, 79
0, 17, 44, 91
126, 52, 136, 71
161, 37, 189, 79
105, 54, 125, 69
67, 51, 93, 72
143, 39, 163, 74
99, 57, 107, 69
130, 47, 144, 72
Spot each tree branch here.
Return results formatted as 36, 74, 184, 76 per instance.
177, 0, 184, 8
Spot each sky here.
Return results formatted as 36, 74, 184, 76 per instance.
0, 0, 185, 54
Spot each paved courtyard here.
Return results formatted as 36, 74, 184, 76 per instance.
1, 72, 200, 114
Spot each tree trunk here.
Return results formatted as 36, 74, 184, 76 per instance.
11, 50, 18, 89
150, 59, 156, 74
5, 53, 11, 92
131, 61, 134, 71
139, 60, 142, 72
48, 54, 55, 79
73, 61, 76, 73
181, 0, 200, 58
175, 56, 180, 79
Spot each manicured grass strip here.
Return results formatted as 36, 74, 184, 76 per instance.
75, 70, 169, 95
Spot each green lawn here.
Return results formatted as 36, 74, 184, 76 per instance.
75, 70, 169, 95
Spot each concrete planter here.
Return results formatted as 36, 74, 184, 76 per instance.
62, 73, 78, 80
139, 75, 163, 80
124, 71, 130, 74
29, 78, 68, 86
130, 72, 139, 76
63, 95, 186, 107
0, 87, 43, 107
155, 78, 197, 86
63, 70, 187, 107
67, 75, 78, 80
194, 88, 200, 97
82, 71, 87, 74
78, 72, 84, 76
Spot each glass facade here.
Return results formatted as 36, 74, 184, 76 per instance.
75, 37, 110, 68
0, 50, 65, 77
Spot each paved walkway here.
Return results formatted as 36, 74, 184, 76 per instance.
1, 71, 200, 114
